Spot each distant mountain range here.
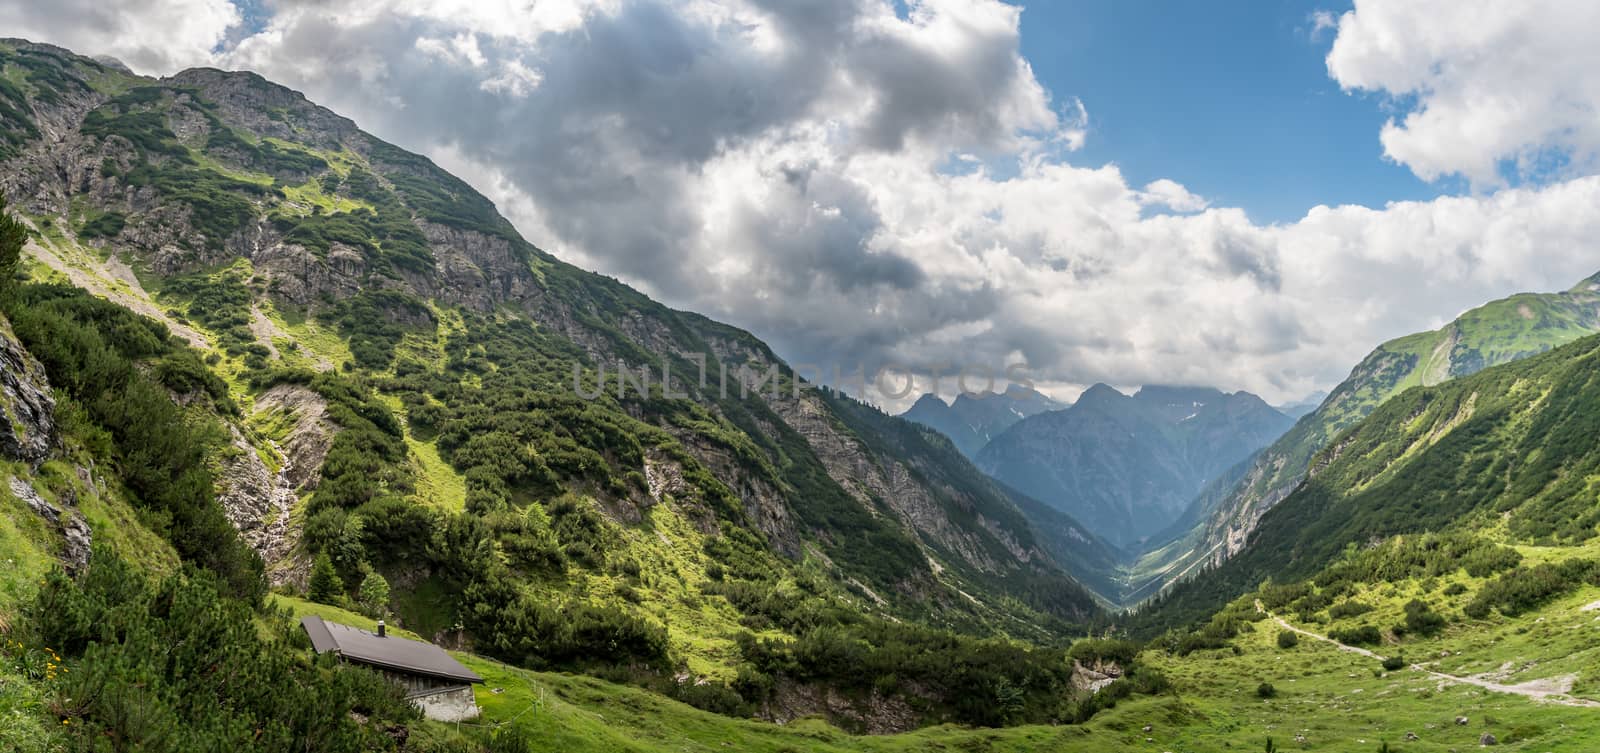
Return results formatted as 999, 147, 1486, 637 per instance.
893, 270, 1600, 607
973, 385, 1294, 550
899, 384, 1067, 460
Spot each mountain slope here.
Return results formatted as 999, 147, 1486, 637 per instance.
0, 38, 1106, 731
1140, 276, 1600, 599
9, 192, 1600, 753
1272, 390, 1326, 420
976, 385, 1292, 549
899, 385, 1066, 460
1136, 329, 1600, 633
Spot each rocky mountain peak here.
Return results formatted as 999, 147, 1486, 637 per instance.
1075, 382, 1126, 405
978, 380, 1294, 552
164, 66, 362, 150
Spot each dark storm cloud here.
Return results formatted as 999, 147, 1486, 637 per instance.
226, 0, 1050, 354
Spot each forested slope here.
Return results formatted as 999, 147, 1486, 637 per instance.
1136, 331, 1600, 634
1139, 280, 1600, 599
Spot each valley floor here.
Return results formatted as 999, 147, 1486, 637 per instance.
274, 594, 1600, 752
1266, 610, 1600, 708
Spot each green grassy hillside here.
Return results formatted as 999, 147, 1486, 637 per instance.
1138, 329, 1600, 634
268, 568, 1600, 753
1136, 280, 1600, 604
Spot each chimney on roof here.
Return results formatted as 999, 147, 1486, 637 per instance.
377, 620, 386, 638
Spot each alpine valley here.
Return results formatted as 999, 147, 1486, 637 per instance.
4, 38, 1600, 753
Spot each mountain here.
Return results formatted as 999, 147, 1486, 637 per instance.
976, 384, 1293, 549
899, 384, 1066, 459
1272, 390, 1327, 419
7, 37, 1600, 752
1000, 485, 1128, 604
0, 38, 1113, 735
1135, 328, 1600, 634
1137, 275, 1600, 600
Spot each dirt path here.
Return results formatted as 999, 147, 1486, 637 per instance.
1258, 601, 1600, 708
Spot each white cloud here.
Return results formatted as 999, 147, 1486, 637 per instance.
479, 59, 543, 97
1309, 10, 1338, 40
415, 32, 487, 68
1326, 0, 1600, 186
0, 0, 236, 73
1138, 178, 1208, 213
8, 0, 1600, 411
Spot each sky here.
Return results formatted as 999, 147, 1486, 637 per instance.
1019, 0, 1450, 222
7, 0, 1600, 409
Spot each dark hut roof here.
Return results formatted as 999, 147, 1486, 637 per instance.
301, 616, 483, 685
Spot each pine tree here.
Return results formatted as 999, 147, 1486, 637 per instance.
309, 552, 345, 605
357, 565, 390, 618
0, 193, 27, 299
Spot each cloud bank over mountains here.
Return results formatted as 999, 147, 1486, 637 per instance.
6, 0, 1600, 407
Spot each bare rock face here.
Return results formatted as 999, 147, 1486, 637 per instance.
164, 67, 361, 152
0, 317, 55, 464
251, 237, 368, 306
217, 425, 297, 569
416, 221, 535, 311
675, 432, 803, 558
642, 453, 688, 506
216, 384, 337, 586
254, 384, 337, 492
1070, 659, 1124, 694
760, 678, 920, 735
768, 389, 1002, 574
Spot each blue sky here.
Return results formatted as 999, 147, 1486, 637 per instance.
1018, 0, 1454, 223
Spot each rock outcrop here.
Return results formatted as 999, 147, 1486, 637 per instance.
9, 476, 91, 575
1070, 659, 1124, 695
0, 316, 55, 463
760, 678, 920, 735
217, 426, 298, 571
253, 384, 337, 492
216, 384, 338, 585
